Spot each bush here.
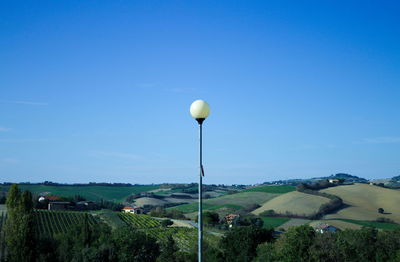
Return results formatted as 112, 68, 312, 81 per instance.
161, 219, 173, 227
378, 208, 384, 214
259, 210, 276, 217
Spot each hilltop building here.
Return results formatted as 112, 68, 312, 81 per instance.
122, 206, 144, 214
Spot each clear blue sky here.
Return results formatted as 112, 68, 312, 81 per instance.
1, 1, 399, 184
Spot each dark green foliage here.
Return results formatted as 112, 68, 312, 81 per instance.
378, 207, 384, 214
309, 232, 339, 262
56, 220, 115, 262
275, 225, 316, 262
335, 227, 378, 261
113, 227, 160, 262
230, 215, 264, 228
202, 211, 220, 226
157, 235, 179, 262
5, 185, 36, 262
220, 226, 273, 262
161, 219, 173, 227
254, 242, 277, 262
255, 225, 400, 262
259, 209, 276, 217
100, 199, 124, 211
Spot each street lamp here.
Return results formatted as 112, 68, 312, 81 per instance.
190, 99, 210, 262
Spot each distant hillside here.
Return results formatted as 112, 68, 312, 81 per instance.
322, 183, 400, 223
322, 173, 368, 183
168, 186, 295, 218
0, 184, 159, 202
252, 191, 330, 217
263, 173, 368, 185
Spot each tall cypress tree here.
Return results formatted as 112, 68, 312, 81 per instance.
5, 185, 36, 262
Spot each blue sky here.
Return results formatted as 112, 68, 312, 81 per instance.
1, 1, 399, 184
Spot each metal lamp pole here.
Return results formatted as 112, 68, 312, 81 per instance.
197, 118, 204, 262
190, 100, 210, 262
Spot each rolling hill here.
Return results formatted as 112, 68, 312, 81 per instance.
321, 183, 400, 223
252, 191, 330, 217
0, 184, 159, 202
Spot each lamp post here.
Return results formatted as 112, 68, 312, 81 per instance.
190, 99, 210, 262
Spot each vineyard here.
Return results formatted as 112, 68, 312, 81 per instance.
118, 213, 161, 228
35, 210, 99, 236
145, 227, 196, 250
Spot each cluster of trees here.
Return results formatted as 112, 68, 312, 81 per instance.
194, 211, 264, 230
254, 225, 400, 262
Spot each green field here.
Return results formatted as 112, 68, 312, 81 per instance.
93, 210, 127, 229
35, 210, 100, 236
262, 217, 291, 229
154, 186, 198, 195
337, 219, 400, 230
118, 213, 161, 228
242, 185, 296, 194
0, 184, 159, 202
170, 191, 279, 214
171, 203, 242, 213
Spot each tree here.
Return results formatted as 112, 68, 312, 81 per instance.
203, 211, 220, 226
220, 226, 273, 262
112, 227, 160, 262
335, 227, 378, 262
161, 219, 173, 227
254, 242, 278, 262
5, 185, 36, 262
274, 225, 315, 262
157, 235, 178, 262
378, 208, 384, 214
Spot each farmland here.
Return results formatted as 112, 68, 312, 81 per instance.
336, 219, 400, 230
34, 210, 99, 236
0, 184, 159, 202
242, 185, 296, 194
170, 191, 280, 214
118, 213, 161, 228
322, 183, 400, 223
261, 216, 291, 229
116, 212, 218, 251
252, 191, 330, 216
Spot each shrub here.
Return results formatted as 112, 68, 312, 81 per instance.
161, 219, 173, 227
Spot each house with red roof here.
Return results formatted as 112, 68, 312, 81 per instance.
122, 206, 144, 214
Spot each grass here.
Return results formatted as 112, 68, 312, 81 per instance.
170, 191, 279, 215
171, 203, 242, 213
262, 217, 291, 229
154, 186, 198, 195
92, 210, 126, 229
0, 184, 159, 202
241, 185, 296, 194
322, 184, 400, 224
252, 191, 330, 216
337, 219, 400, 230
